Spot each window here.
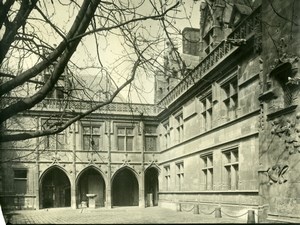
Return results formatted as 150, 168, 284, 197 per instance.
44, 73, 65, 99
223, 148, 239, 190
222, 77, 238, 121
176, 162, 184, 191
175, 113, 184, 144
56, 86, 64, 99
83, 125, 100, 151
14, 169, 27, 194
201, 154, 213, 190
269, 61, 298, 108
45, 132, 65, 150
145, 125, 157, 152
200, 93, 213, 131
163, 121, 170, 149
203, 28, 214, 55
182, 28, 199, 56
42, 120, 65, 150
117, 127, 134, 151
164, 165, 171, 190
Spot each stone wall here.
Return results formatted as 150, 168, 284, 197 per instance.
259, 0, 300, 223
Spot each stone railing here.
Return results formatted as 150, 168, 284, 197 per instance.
1, 97, 159, 116
157, 6, 261, 111
1, 8, 261, 117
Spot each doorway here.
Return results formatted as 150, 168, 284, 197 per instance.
41, 167, 71, 208
145, 167, 159, 206
77, 168, 106, 207
112, 168, 139, 206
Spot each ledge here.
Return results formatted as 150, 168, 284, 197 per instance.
158, 190, 259, 194
239, 73, 260, 88
160, 109, 260, 154
267, 105, 298, 120
0, 194, 36, 198
258, 89, 277, 102
267, 213, 300, 224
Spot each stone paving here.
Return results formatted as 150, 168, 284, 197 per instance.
2, 206, 250, 224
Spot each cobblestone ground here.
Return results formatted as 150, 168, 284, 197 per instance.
2, 206, 249, 224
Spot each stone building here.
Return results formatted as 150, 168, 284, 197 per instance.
0, 0, 299, 223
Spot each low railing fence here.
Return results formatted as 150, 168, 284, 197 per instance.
177, 201, 257, 223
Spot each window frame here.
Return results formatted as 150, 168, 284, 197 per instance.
201, 153, 214, 190
174, 112, 184, 144
144, 125, 158, 152
42, 119, 66, 150
13, 169, 28, 194
222, 147, 239, 190
162, 120, 170, 149
220, 72, 238, 122
176, 161, 184, 191
164, 165, 171, 191
117, 126, 134, 151
199, 91, 213, 132
82, 124, 101, 151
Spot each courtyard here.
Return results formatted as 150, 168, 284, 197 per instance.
3, 206, 249, 224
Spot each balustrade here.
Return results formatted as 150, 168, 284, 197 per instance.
157, 6, 261, 111
2, 96, 158, 116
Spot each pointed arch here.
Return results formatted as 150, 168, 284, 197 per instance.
111, 166, 139, 206
111, 165, 139, 182
76, 166, 106, 208
39, 166, 71, 208
144, 162, 161, 174
144, 166, 159, 207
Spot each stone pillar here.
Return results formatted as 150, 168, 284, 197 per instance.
146, 193, 153, 207
215, 207, 222, 218
105, 121, 112, 208
35, 117, 40, 210
139, 168, 145, 208
71, 124, 77, 209
247, 210, 255, 223
193, 204, 199, 214
177, 202, 181, 212
139, 121, 146, 208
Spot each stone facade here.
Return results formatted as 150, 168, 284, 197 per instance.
258, 0, 300, 223
0, 0, 299, 223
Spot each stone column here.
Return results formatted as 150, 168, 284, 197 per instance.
105, 121, 112, 208
35, 117, 40, 210
71, 123, 77, 209
139, 120, 146, 208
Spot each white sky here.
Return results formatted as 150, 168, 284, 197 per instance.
2, 0, 201, 104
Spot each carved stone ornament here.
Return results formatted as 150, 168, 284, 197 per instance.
270, 115, 300, 154
267, 164, 289, 184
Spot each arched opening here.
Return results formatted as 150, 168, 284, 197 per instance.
77, 168, 106, 208
145, 167, 159, 206
40, 167, 71, 208
112, 168, 139, 206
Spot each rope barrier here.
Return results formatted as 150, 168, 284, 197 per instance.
222, 210, 249, 218
181, 205, 195, 212
199, 209, 216, 215
178, 202, 256, 221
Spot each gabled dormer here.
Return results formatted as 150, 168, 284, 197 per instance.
199, 0, 233, 58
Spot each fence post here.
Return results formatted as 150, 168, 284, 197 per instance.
177, 202, 181, 212
247, 210, 255, 223
215, 207, 222, 218
193, 204, 199, 214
